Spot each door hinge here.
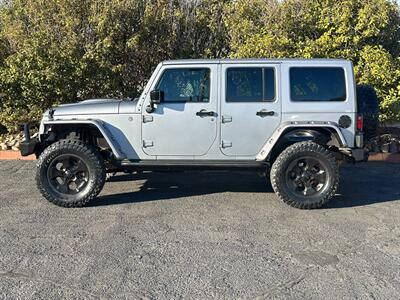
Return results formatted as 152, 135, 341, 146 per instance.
143, 140, 154, 148
221, 140, 232, 148
143, 115, 154, 123
222, 115, 232, 123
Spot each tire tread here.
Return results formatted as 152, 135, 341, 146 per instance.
270, 141, 339, 209
36, 140, 106, 207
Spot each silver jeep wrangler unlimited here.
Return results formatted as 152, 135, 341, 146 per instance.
21, 59, 368, 209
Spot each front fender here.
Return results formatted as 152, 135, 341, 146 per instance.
42, 119, 126, 160
256, 121, 347, 161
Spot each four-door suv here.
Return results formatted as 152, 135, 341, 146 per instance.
21, 59, 367, 209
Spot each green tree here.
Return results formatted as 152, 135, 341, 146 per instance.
0, 0, 229, 131
0, 0, 399, 132
225, 0, 400, 121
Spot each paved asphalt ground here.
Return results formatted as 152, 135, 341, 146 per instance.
0, 161, 400, 299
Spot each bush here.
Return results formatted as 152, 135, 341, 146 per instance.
0, 0, 228, 132
0, 0, 399, 132
225, 0, 400, 123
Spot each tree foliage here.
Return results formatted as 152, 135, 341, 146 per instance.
225, 0, 400, 122
0, 0, 399, 131
0, 0, 228, 131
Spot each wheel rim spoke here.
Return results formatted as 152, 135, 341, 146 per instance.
58, 157, 72, 170
74, 176, 88, 191
56, 180, 69, 194
297, 160, 307, 170
305, 158, 319, 171
48, 167, 64, 180
73, 160, 87, 173
303, 185, 312, 196
313, 169, 326, 182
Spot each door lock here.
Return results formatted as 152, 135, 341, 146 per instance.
143, 140, 154, 148
221, 140, 232, 148
222, 115, 232, 123
143, 115, 154, 123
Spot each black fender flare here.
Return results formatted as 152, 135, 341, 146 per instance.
256, 122, 347, 161
42, 119, 126, 159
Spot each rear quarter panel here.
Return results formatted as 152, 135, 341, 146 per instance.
281, 60, 356, 148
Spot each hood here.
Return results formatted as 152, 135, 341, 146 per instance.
52, 99, 121, 116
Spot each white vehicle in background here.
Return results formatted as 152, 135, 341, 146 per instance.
21, 59, 378, 209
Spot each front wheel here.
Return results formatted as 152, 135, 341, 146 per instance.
36, 140, 106, 207
270, 141, 339, 209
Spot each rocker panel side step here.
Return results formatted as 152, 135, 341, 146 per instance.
117, 160, 269, 171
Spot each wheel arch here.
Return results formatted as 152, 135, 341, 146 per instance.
41, 120, 126, 160
256, 122, 347, 162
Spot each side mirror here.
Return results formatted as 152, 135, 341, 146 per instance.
147, 90, 163, 113
150, 90, 163, 104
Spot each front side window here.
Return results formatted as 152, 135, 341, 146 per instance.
290, 67, 346, 101
156, 68, 210, 102
226, 67, 275, 102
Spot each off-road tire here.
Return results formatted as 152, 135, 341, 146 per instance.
270, 141, 339, 209
36, 140, 106, 207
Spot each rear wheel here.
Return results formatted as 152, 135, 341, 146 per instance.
36, 140, 106, 207
270, 141, 339, 209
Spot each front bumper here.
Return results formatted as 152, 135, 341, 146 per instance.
20, 138, 39, 156
20, 123, 40, 157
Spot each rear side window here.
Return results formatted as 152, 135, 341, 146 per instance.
290, 67, 346, 101
226, 67, 275, 102
156, 68, 210, 102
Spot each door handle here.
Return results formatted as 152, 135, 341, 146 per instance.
196, 109, 215, 117
256, 109, 275, 117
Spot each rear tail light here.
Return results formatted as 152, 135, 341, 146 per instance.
357, 115, 363, 131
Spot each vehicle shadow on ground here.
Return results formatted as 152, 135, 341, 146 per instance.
327, 164, 400, 208
90, 171, 273, 207
90, 165, 400, 209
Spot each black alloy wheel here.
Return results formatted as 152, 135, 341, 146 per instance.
47, 154, 90, 195
36, 140, 106, 207
285, 156, 329, 197
270, 141, 339, 209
